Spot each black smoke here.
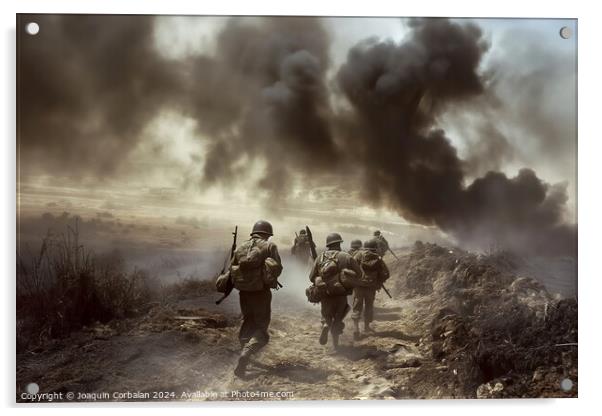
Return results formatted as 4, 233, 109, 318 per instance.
18, 14, 181, 176
336, 18, 575, 255
17, 16, 576, 256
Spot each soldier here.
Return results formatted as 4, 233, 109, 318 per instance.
373, 230, 390, 257
230, 220, 283, 377
309, 233, 363, 349
352, 238, 390, 340
348, 239, 363, 257
291, 229, 312, 265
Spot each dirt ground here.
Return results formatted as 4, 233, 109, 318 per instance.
16, 246, 576, 402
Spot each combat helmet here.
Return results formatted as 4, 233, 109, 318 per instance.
251, 220, 273, 236
299, 229, 307, 235
364, 238, 379, 251
373, 230, 381, 237
350, 239, 363, 249
326, 232, 344, 247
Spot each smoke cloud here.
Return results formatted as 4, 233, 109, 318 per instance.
18, 14, 180, 176
17, 15, 576, 256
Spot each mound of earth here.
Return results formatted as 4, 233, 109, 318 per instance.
395, 242, 577, 398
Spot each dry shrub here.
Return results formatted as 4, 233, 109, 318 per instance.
17, 219, 157, 351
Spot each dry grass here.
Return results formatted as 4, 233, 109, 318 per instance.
17, 218, 157, 351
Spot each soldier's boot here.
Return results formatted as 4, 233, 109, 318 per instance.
353, 319, 360, 340
364, 321, 374, 333
319, 324, 329, 345
234, 354, 250, 378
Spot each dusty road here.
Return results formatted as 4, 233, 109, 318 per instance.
17, 250, 462, 401
19, 245, 575, 401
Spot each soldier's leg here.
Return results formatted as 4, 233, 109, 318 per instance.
331, 297, 348, 336
331, 297, 349, 348
351, 288, 364, 340
236, 290, 272, 377
364, 288, 377, 331
235, 291, 254, 377
319, 297, 334, 345
241, 290, 272, 356
238, 291, 255, 347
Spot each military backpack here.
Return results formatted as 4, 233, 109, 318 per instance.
357, 250, 381, 288
230, 237, 271, 291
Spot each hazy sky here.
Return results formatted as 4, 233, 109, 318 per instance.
17, 15, 577, 254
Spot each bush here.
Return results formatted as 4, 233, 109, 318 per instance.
17, 219, 156, 351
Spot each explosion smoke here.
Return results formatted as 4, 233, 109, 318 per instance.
17, 15, 576, 256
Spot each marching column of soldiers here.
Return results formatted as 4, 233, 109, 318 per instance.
215, 220, 393, 377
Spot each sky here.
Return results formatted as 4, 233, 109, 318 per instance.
16, 15, 577, 257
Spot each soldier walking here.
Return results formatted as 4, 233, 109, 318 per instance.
228, 220, 283, 377
291, 228, 312, 266
309, 233, 362, 349
352, 238, 390, 339
348, 239, 363, 257
373, 230, 390, 258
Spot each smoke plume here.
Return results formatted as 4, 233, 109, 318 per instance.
17, 16, 576, 256
18, 14, 180, 176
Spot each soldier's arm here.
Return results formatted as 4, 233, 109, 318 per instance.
268, 243, 283, 278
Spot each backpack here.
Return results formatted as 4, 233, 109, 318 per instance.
230, 237, 268, 291
358, 250, 381, 287
317, 251, 347, 296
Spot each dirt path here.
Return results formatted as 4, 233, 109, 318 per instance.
16, 292, 458, 401
17, 254, 461, 401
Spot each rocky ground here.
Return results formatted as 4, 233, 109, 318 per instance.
16, 243, 577, 401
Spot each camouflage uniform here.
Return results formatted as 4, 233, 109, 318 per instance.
309, 249, 363, 341
352, 245, 390, 332
231, 229, 282, 372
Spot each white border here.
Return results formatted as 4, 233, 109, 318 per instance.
3, 0, 600, 415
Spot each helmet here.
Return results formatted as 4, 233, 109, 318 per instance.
350, 239, 363, 249
251, 220, 273, 236
326, 232, 343, 247
364, 238, 379, 251
299, 229, 306, 235
373, 230, 381, 237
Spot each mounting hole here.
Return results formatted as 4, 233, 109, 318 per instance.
25, 22, 40, 36
560, 378, 573, 391
26, 382, 39, 394
559, 26, 572, 39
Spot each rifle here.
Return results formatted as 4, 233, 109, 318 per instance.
387, 247, 400, 261
381, 283, 392, 299
215, 226, 238, 305
305, 225, 317, 260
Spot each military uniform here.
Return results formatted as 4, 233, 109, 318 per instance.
374, 234, 390, 257
291, 231, 312, 265
348, 239, 363, 258
230, 220, 282, 377
352, 240, 390, 337
309, 243, 363, 347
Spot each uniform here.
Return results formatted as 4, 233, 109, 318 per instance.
291, 232, 312, 265
309, 244, 363, 347
375, 234, 390, 257
230, 220, 282, 377
348, 239, 363, 258
352, 241, 390, 337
